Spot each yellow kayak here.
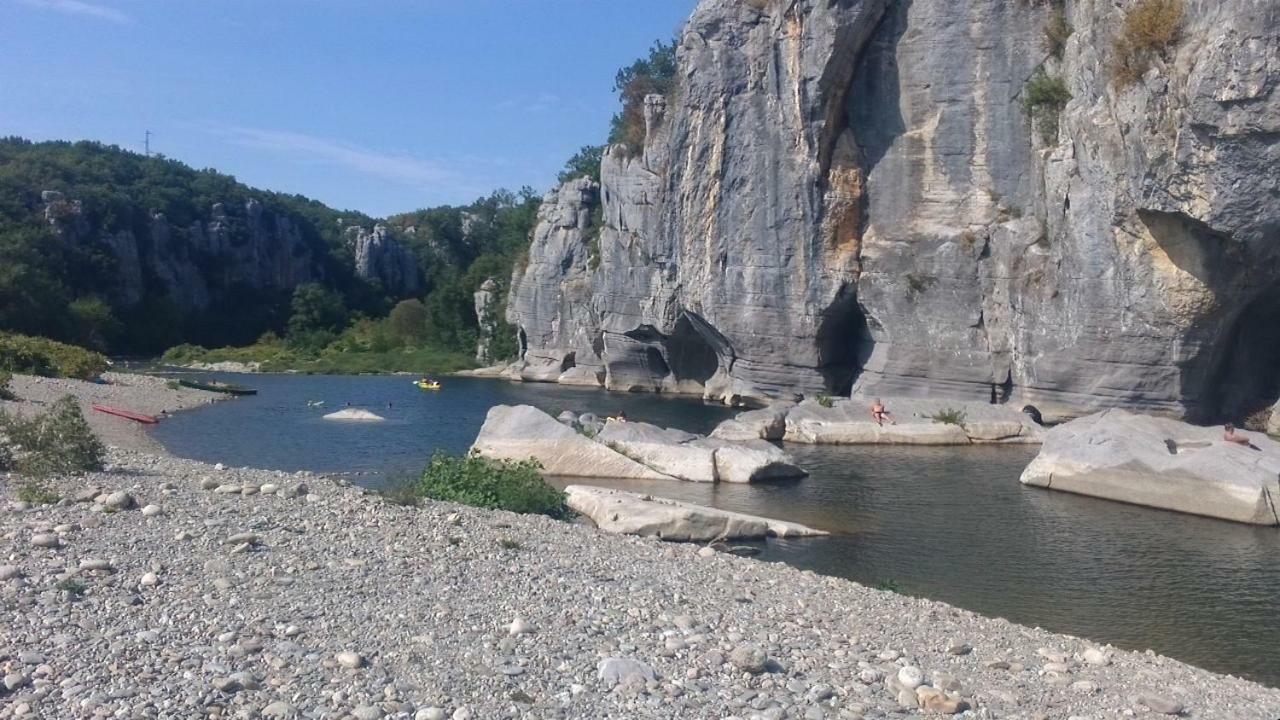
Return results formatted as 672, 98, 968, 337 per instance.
415, 381, 442, 391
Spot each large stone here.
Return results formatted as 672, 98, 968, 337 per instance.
710, 404, 793, 442
597, 422, 717, 483
1020, 410, 1280, 525
470, 406, 673, 480
783, 397, 1042, 445
694, 438, 808, 484
565, 485, 828, 542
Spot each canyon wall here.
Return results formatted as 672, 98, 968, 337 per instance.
509, 0, 1279, 421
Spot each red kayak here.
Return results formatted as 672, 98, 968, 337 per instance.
92, 405, 158, 425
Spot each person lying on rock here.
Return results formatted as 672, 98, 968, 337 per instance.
871, 399, 896, 426
1223, 424, 1260, 450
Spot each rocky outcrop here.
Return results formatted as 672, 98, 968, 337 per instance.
350, 224, 421, 297
564, 485, 828, 542
780, 397, 1043, 445
42, 194, 321, 311
507, 0, 1280, 422
473, 278, 499, 365
1020, 410, 1280, 526
471, 405, 806, 483
470, 405, 674, 480
322, 409, 385, 422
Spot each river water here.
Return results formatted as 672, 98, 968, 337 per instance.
150, 372, 1280, 687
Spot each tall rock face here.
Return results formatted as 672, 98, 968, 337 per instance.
509, 0, 1280, 420
41, 193, 322, 311
350, 224, 421, 297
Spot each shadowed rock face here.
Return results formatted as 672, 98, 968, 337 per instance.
508, 0, 1280, 420
43, 195, 322, 311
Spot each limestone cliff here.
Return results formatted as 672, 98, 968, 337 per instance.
509, 0, 1279, 421
349, 224, 421, 297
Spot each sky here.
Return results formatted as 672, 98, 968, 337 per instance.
0, 0, 696, 216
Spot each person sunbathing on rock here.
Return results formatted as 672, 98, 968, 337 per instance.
1223, 424, 1260, 450
871, 399, 896, 426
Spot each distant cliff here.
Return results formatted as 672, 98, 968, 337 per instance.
508, 0, 1280, 422
0, 139, 431, 352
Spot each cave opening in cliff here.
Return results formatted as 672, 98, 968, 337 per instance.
817, 288, 873, 396
1205, 290, 1280, 423
665, 314, 723, 385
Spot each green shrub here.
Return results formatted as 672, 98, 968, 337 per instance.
816, 395, 835, 409
1111, 0, 1185, 86
0, 396, 105, 477
414, 453, 566, 518
0, 370, 13, 401
56, 577, 87, 597
17, 481, 60, 504
498, 538, 522, 550
1022, 71, 1072, 142
0, 333, 108, 380
929, 407, 968, 426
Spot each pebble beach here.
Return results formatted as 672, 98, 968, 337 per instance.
3, 375, 1280, 719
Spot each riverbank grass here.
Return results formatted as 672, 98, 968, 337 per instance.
163, 337, 474, 375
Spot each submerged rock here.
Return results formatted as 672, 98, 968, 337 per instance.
1020, 410, 1280, 525
565, 485, 827, 542
322, 409, 386, 422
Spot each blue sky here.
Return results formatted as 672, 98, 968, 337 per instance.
0, 0, 696, 216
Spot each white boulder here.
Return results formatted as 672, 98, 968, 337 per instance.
710, 403, 793, 441
470, 405, 672, 480
565, 485, 828, 542
322, 409, 385, 422
472, 406, 806, 484
1020, 409, 1280, 525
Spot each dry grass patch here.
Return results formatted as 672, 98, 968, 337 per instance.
1111, 0, 1185, 86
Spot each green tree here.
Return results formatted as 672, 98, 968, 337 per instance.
609, 40, 679, 151
68, 296, 120, 352
387, 298, 428, 344
287, 283, 348, 338
558, 145, 604, 184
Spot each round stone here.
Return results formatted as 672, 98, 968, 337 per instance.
336, 651, 364, 669
141, 504, 162, 517
898, 666, 924, 689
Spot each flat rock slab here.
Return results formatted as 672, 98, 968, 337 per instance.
473, 406, 806, 483
781, 397, 1043, 445
322, 409, 385, 422
565, 485, 828, 542
1020, 409, 1280, 525
471, 405, 672, 480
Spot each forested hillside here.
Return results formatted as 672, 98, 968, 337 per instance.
0, 138, 534, 362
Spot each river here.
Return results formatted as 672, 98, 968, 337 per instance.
150, 371, 1280, 687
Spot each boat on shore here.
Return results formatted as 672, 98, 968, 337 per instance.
178, 379, 258, 396
92, 404, 158, 424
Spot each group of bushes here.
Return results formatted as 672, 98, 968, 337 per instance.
384, 453, 568, 519
0, 332, 108, 381
1, 396, 105, 487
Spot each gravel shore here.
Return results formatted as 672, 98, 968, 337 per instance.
3, 375, 1279, 719
1, 372, 223, 454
